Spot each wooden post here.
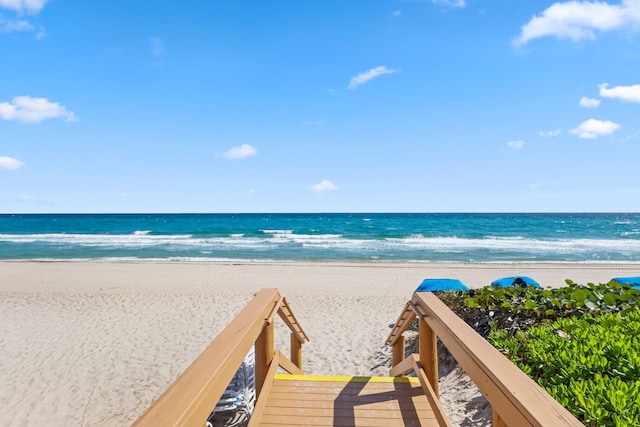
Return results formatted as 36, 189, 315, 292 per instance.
392, 335, 406, 371
419, 317, 438, 397
291, 332, 302, 371
255, 321, 274, 398
493, 410, 507, 427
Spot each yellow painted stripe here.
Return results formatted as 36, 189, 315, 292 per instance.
274, 374, 420, 384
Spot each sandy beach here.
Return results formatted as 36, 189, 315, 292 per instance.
1, 260, 639, 426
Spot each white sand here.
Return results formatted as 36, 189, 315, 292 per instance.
1, 260, 638, 426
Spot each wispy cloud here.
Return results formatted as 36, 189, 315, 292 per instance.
540, 128, 562, 137
514, 0, 640, 46
429, 0, 466, 8
0, 96, 77, 123
392, 10, 402, 17
0, 0, 48, 37
310, 179, 337, 193
0, 156, 24, 170
599, 82, 640, 103
529, 180, 559, 190
0, 17, 31, 32
579, 96, 601, 108
0, 18, 45, 38
16, 195, 53, 205
149, 37, 166, 66
348, 66, 397, 90
569, 118, 620, 138
507, 140, 525, 150
529, 182, 543, 190
149, 37, 165, 56
0, 0, 49, 14
222, 144, 257, 160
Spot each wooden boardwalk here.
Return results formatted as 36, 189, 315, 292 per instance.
255, 374, 439, 426
133, 288, 584, 427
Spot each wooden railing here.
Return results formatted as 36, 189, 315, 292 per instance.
387, 292, 584, 427
133, 288, 309, 427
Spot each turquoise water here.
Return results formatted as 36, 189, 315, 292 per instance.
1, 213, 640, 262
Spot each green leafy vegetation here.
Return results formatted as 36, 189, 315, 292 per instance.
436, 281, 640, 426
490, 310, 640, 426
463, 280, 640, 318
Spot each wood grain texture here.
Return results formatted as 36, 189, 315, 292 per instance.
255, 375, 441, 427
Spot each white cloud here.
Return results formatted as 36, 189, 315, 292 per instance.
0, 96, 77, 123
1, 1, 48, 38
529, 182, 543, 190
514, 0, 640, 46
599, 82, 640, 102
431, 0, 466, 8
0, 0, 48, 13
222, 144, 257, 160
540, 128, 562, 137
529, 180, 559, 190
392, 10, 402, 17
149, 37, 165, 56
0, 17, 31, 32
569, 118, 620, 138
579, 96, 601, 107
348, 66, 397, 90
17, 195, 52, 205
0, 156, 24, 170
507, 140, 525, 150
310, 179, 337, 193
0, 17, 44, 38
34, 25, 44, 38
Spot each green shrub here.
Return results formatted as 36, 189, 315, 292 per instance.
461, 280, 640, 319
490, 309, 640, 426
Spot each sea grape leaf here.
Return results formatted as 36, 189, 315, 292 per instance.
573, 289, 589, 302
604, 293, 618, 306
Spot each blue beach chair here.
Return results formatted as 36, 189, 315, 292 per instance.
415, 278, 468, 292
491, 276, 541, 288
611, 277, 640, 290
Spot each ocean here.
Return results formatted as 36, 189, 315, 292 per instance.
1, 213, 640, 262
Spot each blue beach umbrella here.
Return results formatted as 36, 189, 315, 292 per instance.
611, 277, 640, 289
491, 276, 541, 288
415, 278, 468, 292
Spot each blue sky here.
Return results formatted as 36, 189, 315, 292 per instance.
1, 0, 639, 213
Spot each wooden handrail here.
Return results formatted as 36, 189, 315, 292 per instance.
133, 288, 308, 427
388, 292, 584, 427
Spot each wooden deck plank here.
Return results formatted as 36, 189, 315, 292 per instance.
271, 382, 419, 390
274, 374, 420, 383
265, 398, 432, 410
262, 406, 436, 418
272, 381, 424, 397
259, 413, 432, 426
255, 375, 441, 427
266, 392, 429, 404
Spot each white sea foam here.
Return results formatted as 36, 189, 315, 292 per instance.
0, 233, 193, 247
2, 233, 640, 257
133, 230, 151, 235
